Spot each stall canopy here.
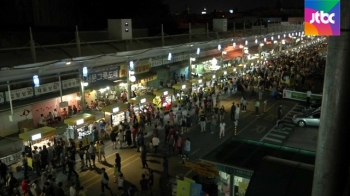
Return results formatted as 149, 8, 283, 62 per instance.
203, 74, 215, 80
189, 79, 204, 84
19, 126, 57, 141
119, 72, 157, 84
153, 88, 175, 96
101, 103, 128, 113
130, 94, 156, 104
64, 113, 96, 125
172, 82, 189, 90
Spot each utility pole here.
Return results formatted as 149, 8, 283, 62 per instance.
189, 23, 192, 43
29, 27, 37, 63
75, 25, 82, 57
161, 24, 165, 47
312, 1, 350, 196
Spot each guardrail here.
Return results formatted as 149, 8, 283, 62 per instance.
283, 89, 322, 102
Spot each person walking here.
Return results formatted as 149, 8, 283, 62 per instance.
219, 121, 226, 138
277, 104, 283, 120
110, 130, 117, 150
88, 142, 96, 168
306, 88, 312, 106
230, 102, 236, 121
255, 100, 260, 116
115, 153, 122, 173
199, 111, 207, 132
219, 106, 226, 121
168, 135, 175, 155
235, 104, 240, 121
139, 174, 149, 196
210, 115, 217, 134
99, 140, 106, 162
242, 97, 247, 112
145, 169, 154, 195
161, 157, 169, 177
183, 138, 191, 160
151, 134, 160, 154
140, 145, 148, 168
100, 168, 113, 195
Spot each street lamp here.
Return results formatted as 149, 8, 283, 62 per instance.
218, 44, 221, 50
255, 39, 258, 44
167, 53, 172, 61
259, 43, 264, 59
233, 42, 236, 48
33, 75, 40, 87
196, 48, 200, 55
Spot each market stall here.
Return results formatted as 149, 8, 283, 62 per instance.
153, 88, 175, 111
189, 79, 204, 93
101, 103, 129, 127
130, 94, 156, 118
172, 82, 191, 106
64, 113, 96, 147
19, 126, 57, 153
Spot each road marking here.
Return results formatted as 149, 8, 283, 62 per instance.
264, 114, 275, 121
272, 130, 290, 134
190, 148, 201, 157
237, 101, 280, 135
250, 125, 267, 134
269, 133, 286, 138
243, 111, 252, 118
262, 137, 282, 143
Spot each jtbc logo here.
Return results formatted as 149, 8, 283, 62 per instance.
310, 11, 335, 24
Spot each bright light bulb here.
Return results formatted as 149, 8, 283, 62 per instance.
168, 53, 172, 61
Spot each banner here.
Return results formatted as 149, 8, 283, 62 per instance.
177, 180, 191, 196
62, 79, 80, 90
34, 82, 60, 95
283, 89, 322, 102
120, 62, 150, 78
5, 87, 34, 101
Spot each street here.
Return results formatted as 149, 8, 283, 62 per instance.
58, 89, 319, 195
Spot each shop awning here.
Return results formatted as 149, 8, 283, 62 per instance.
19, 126, 57, 141
203, 74, 215, 80
101, 103, 128, 113
189, 79, 204, 85
86, 80, 116, 91
153, 88, 175, 96
64, 113, 96, 125
166, 61, 189, 72
172, 82, 189, 90
130, 93, 156, 104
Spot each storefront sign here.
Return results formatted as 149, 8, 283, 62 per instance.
134, 75, 157, 84
5, 87, 34, 101
151, 58, 163, 67
0, 92, 4, 103
225, 166, 254, 178
173, 54, 184, 62
185, 162, 218, 178
88, 66, 120, 83
31, 133, 42, 141
62, 79, 80, 89
163, 58, 172, 65
283, 89, 322, 102
76, 119, 84, 125
119, 63, 150, 78
140, 98, 146, 104
34, 82, 60, 95
113, 107, 119, 113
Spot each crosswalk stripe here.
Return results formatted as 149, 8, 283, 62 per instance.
271, 130, 290, 134
268, 133, 286, 138
262, 137, 282, 143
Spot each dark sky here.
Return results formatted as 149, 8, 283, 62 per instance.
164, 0, 303, 13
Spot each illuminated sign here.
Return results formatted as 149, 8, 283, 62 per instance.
163, 91, 168, 96
31, 133, 42, 141
113, 107, 120, 113
140, 98, 146, 103
76, 119, 84, 125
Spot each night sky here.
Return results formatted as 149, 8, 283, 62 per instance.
164, 0, 304, 13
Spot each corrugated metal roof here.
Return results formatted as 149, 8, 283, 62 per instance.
0, 25, 300, 68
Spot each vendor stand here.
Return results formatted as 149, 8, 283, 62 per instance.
64, 113, 96, 147
189, 79, 204, 93
172, 82, 191, 106
153, 88, 175, 111
101, 103, 128, 127
130, 94, 156, 115
19, 126, 57, 158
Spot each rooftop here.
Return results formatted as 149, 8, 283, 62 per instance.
201, 137, 316, 171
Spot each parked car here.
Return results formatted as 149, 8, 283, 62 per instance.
292, 109, 321, 127
302, 103, 321, 113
